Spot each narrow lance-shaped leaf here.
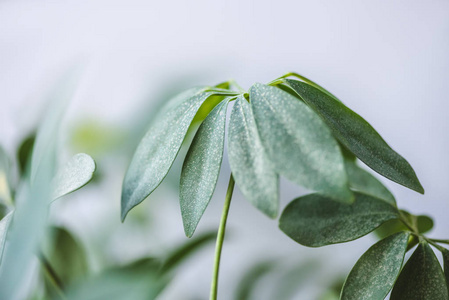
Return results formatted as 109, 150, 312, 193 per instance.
341, 231, 410, 300
250, 83, 353, 203
344, 157, 396, 206
180, 99, 229, 237
228, 95, 279, 218
279, 192, 399, 247
284, 79, 424, 194
391, 241, 448, 300
0, 212, 13, 264
121, 88, 214, 221
52, 153, 96, 201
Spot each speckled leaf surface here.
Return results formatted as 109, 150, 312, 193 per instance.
180, 99, 229, 237
228, 96, 279, 218
284, 79, 424, 194
121, 89, 214, 221
279, 192, 399, 247
442, 249, 449, 290
390, 242, 448, 300
250, 83, 352, 203
341, 231, 409, 300
52, 153, 96, 201
344, 158, 396, 206
0, 212, 13, 264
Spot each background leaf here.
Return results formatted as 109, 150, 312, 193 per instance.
284, 79, 424, 194
52, 153, 96, 201
228, 96, 279, 218
250, 83, 352, 203
234, 260, 276, 300
341, 231, 409, 300
121, 88, 213, 221
0, 212, 13, 264
390, 242, 448, 300
0, 146, 13, 207
279, 192, 399, 247
180, 100, 229, 237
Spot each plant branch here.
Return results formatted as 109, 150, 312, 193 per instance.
210, 174, 235, 300
429, 238, 449, 245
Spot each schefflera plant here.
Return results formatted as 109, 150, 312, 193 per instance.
121, 72, 446, 300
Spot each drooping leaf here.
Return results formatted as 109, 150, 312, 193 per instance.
121, 88, 215, 221
250, 83, 352, 203
234, 260, 276, 300
279, 192, 399, 247
228, 95, 279, 218
180, 100, 229, 237
344, 158, 396, 205
390, 241, 448, 300
160, 230, 216, 273
442, 248, 449, 291
0, 212, 13, 264
284, 79, 424, 194
341, 231, 410, 300
52, 153, 96, 201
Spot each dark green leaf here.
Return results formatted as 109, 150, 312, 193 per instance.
284, 79, 424, 194
121, 88, 214, 221
416, 215, 434, 234
391, 242, 448, 300
442, 249, 449, 292
279, 192, 399, 247
235, 260, 276, 300
180, 100, 229, 237
250, 83, 353, 203
228, 96, 279, 218
344, 158, 396, 205
52, 153, 96, 201
341, 231, 410, 300
0, 212, 13, 264
160, 230, 216, 273
17, 133, 35, 177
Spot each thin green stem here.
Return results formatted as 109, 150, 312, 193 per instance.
210, 174, 235, 300
429, 238, 449, 245
38, 252, 66, 298
228, 79, 246, 93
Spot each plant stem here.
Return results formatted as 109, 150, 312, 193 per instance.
228, 79, 246, 93
210, 174, 235, 300
429, 238, 449, 245
38, 252, 66, 297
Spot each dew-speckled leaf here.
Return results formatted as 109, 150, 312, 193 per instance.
279, 192, 399, 247
344, 158, 396, 205
52, 153, 96, 201
341, 231, 409, 300
228, 95, 279, 218
121, 89, 214, 221
284, 79, 424, 194
0, 212, 13, 264
442, 248, 449, 290
180, 100, 229, 237
390, 242, 448, 300
250, 83, 352, 203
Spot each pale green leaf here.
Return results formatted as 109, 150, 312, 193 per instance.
235, 260, 276, 300
341, 231, 410, 300
279, 192, 399, 247
250, 83, 352, 203
284, 79, 424, 194
52, 153, 96, 201
121, 88, 214, 221
344, 158, 396, 205
0, 212, 13, 264
180, 100, 229, 237
228, 95, 279, 218
390, 242, 448, 300
0, 146, 12, 206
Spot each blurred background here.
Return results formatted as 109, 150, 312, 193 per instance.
0, 0, 448, 299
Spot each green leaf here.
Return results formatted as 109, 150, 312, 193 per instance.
228, 96, 279, 218
442, 249, 449, 292
0, 146, 13, 206
279, 192, 399, 247
121, 88, 215, 221
344, 158, 396, 205
341, 231, 410, 300
44, 227, 89, 286
234, 260, 276, 300
17, 133, 36, 177
391, 241, 448, 300
180, 100, 229, 237
284, 79, 424, 194
375, 211, 433, 240
52, 153, 96, 201
0, 212, 13, 264
160, 231, 216, 273
250, 83, 353, 203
